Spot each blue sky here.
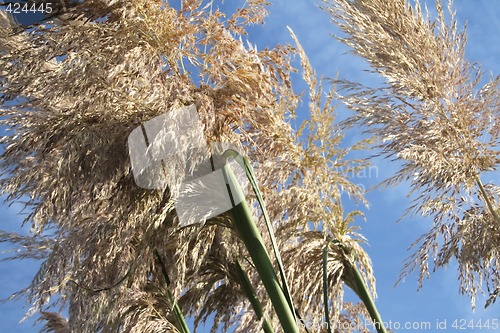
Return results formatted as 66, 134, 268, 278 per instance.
1, 1, 500, 332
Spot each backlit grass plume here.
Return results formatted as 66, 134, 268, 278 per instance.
0, 1, 374, 332
323, 0, 500, 307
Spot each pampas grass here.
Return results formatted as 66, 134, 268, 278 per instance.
323, 0, 499, 308
0, 1, 373, 332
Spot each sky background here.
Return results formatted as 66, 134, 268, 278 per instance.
1, 0, 500, 332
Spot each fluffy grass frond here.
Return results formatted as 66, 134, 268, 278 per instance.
1, 0, 372, 331
324, 0, 499, 306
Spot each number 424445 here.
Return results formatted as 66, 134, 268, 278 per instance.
452, 319, 499, 330
5, 3, 53, 14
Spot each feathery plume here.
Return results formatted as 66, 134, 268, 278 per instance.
323, 0, 500, 307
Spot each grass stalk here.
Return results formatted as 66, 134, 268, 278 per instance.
154, 250, 191, 333
222, 163, 300, 333
476, 176, 500, 224
234, 261, 275, 333
322, 246, 333, 333
325, 239, 386, 333
346, 258, 387, 333
240, 154, 298, 321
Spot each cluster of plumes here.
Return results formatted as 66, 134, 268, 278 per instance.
323, 0, 500, 307
0, 1, 372, 332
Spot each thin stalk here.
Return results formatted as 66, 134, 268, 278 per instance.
240, 155, 297, 321
476, 176, 500, 223
234, 261, 275, 333
322, 247, 333, 333
222, 164, 299, 333
347, 258, 387, 333
227, 151, 310, 333
154, 250, 191, 333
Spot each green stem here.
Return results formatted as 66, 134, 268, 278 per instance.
230, 151, 310, 333
234, 261, 275, 333
347, 259, 387, 333
476, 176, 500, 223
222, 164, 299, 333
238, 154, 297, 321
154, 250, 191, 333
322, 247, 333, 333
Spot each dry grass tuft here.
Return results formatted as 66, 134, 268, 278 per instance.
323, 0, 500, 307
1, 0, 372, 331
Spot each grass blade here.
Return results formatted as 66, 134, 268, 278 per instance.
154, 250, 191, 333
221, 162, 300, 333
322, 246, 333, 333
225, 150, 298, 322
341, 249, 387, 333
234, 261, 275, 333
